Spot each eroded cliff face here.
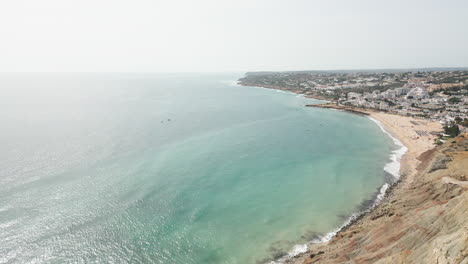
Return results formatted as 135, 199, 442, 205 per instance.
289, 134, 468, 264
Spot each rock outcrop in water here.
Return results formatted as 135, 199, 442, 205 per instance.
288, 134, 468, 264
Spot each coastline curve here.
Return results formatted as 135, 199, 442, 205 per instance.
269, 110, 409, 264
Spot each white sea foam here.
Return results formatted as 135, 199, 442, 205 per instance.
269, 244, 308, 264
270, 116, 408, 264
375, 183, 390, 203
368, 117, 408, 180
275, 89, 299, 96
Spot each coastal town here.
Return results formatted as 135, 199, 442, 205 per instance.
239, 69, 468, 137
240, 69, 468, 264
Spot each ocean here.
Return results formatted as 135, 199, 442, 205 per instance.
0, 73, 398, 264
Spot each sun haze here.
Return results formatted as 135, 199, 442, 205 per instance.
1, 0, 467, 72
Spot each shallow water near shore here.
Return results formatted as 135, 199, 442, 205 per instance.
0, 73, 397, 263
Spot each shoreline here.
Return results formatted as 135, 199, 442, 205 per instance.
237, 82, 443, 264
274, 109, 432, 264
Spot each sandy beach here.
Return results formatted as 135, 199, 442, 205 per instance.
367, 111, 442, 186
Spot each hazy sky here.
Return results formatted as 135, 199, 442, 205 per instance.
1, 0, 467, 72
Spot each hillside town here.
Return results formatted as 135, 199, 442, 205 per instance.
239, 69, 468, 134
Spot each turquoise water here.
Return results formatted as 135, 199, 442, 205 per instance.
0, 73, 395, 263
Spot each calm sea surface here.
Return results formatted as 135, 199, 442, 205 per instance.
0, 73, 395, 263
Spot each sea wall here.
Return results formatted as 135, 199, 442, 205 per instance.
305, 104, 369, 116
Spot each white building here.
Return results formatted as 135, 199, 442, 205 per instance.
406, 87, 429, 99
347, 92, 362, 100
394, 87, 410, 96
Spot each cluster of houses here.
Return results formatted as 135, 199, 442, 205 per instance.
341, 86, 467, 126
239, 70, 468, 131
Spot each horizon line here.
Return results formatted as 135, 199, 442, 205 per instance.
1, 66, 468, 74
